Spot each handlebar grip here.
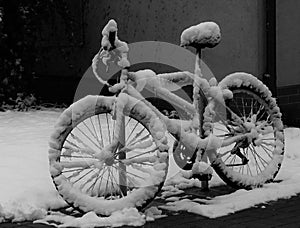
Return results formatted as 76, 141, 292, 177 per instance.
108, 31, 116, 50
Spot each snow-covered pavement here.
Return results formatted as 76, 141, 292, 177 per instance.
0, 111, 300, 227
0, 111, 66, 223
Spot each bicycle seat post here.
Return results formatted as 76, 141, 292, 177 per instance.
194, 48, 210, 191
181, 22, 221, 191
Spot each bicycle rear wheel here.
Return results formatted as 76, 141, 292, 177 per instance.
48, 95, 169, 215
206, 73, 284, 189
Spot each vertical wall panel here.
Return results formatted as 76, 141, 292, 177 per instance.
277, 0, 300, 87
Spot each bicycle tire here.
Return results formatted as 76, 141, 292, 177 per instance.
205, 72, 284, 189
48, 95, 169, 215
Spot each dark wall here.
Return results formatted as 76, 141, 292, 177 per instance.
277, 0, 300, 87
274, 0, 300, 127
86, 0, 264, 79
34, 0, 265, 104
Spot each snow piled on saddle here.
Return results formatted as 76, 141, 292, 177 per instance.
180, 22, 221, 48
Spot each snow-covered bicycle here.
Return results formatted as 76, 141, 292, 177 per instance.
48, 20, 284, 215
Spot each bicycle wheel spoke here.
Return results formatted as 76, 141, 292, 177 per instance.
75, 126, 102, 150
214, 126, 230, 133
80, 171, 98, 191
70, 132, 95, 154
219, 148, 234, 157
97, 166, 108, 196
261, 141, 275, 147
126, 121, 139, 141
223, 153, 231, 163
225, 102, 246, 124
215, 133, 233, 137
241, 97, 246, 119
109, 169, 119, 199
118, 158, 155, 167
260, 144, 273, 159
262, 138, 276, 141
60, 159, 97, 169
232, 154, 237, 166
249, 145, 263, 173
62, 146, 79, 156
125, 117, 132, 128
89, 167, 106, 196
112, 119, 116, 139
232, 98, 243, 117
65, 140, 80, 150
97, 115, 104, 147
63, 140, 96, 157
252, 150, 268, 168
247, 98, 254, 119
60, 154, 95, 159
111, 168, 122, 198
112, 164, 144, 180
82, 120, 102, 149
239, 150, 245, 174
215, 111, 234, 133
239, 162, 243, 174
62, 167, 91, 174
63, 145, 78, 151
72, 169, 95, 185
110, 169, 125, 198
127, 129, 148, 146
227, 154, 237, 167
250, 144, 268, 166
116, 147, 158, 160
106, 113, 112, 144
104, 167, 111, 197
260, 143, 273, 154
108, 168, 115, 199
139, 162, 154, 166
90, 117, 103, 148
111, 165, 136, 189
86, 170, 101, 194
245, 147, 253, 176
246, 160, 253, 176
256, 104, 264, 119
128, 134, 151, 148
257, 110, 269, 122
108, 168, 119, 199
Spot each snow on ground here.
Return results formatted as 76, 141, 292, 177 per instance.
160, 128, 300, 218
0, 111, 300, 227
0, 111, 66, 222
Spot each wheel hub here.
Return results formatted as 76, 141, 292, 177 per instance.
105, 157, 115, 166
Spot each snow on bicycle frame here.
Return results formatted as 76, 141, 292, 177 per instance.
92, 19, 284, 188
91, 19, 245, 153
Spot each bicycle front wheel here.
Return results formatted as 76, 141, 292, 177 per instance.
206, 73, 284, 189
48, 95, 169, 215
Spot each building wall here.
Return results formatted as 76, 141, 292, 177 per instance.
276, 0, 300, 87
276, 0, 300, 126
84, 0, 264, 80
34, 0, 300, 126
34, 0, 265, 104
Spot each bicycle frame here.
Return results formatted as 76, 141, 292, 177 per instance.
92, 19, 268, 167
104, 67, 254, 168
